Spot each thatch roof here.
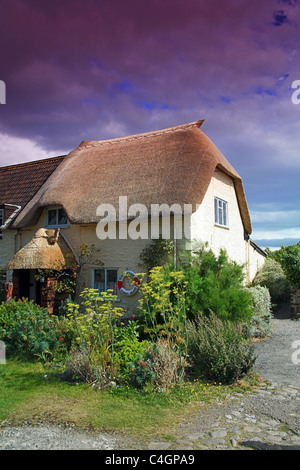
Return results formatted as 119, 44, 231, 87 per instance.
5, 228, 75, 270
11, 121, 252, 234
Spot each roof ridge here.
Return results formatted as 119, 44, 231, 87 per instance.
0, 155, 66, 171
79, 120, 205, 149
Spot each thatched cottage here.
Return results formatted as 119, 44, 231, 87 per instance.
0, 120, 266, 312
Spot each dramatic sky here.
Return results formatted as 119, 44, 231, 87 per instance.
0, 0, 300, 248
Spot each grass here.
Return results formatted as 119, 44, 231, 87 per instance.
0, 359, 260, 441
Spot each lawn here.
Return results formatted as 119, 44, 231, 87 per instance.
0, 359, 251, 441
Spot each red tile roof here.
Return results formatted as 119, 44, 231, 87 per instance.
0, 156, 65, 224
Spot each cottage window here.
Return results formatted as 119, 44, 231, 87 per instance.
93, 268, 118, 297
214, 197, 228, 227
47, 208, 68, 227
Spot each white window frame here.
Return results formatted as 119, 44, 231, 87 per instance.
214, 197, 228, 228
46, 207, 68, 228
92, 267, 119, 299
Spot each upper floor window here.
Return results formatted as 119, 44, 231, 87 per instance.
214, 197, 228, 227
47, 207, 68, 227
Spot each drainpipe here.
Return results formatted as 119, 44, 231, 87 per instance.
0, 204, 22, 230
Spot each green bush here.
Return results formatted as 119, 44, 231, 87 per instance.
253, 258, 290, 306
114, 336, 150, 382
273, 242, 300, 289
248, 286, 272, 338
0, 298, 69, 361
187, 312, 256, 384
182, 246, 253, 322
128, 350, 156, 389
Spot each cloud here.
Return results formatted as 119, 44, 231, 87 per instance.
0, 133, 64, 166
0, 0, 300, 243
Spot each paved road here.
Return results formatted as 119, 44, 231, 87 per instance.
253, 318, 300, 388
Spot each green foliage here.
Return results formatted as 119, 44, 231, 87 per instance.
138, 266, 188, 367
113, 321, 150, 382
181, 246, 253, 322
67, 288, 123, 383
253, 258, 290, 305
139, 237, 175, 273
248, 286, 272, 338
187, 312, 256, 385
273, 242, 300, 289
128, 351, 156, 389
0, 299, 69, 361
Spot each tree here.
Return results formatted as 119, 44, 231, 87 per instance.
273, 242, 300, 289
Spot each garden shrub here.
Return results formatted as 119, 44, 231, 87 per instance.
61, 349, 96, 383
114, 336, 150, 383
248, 286, 272, 338
273, 242, 300, 289
181, 246, 253, 322
151, 339, 183, 392
67, 288, 123, 384
127, 350, 156, 389
187, 312, 256, 384
253, 258, 290, 307
138, 266, 188, 362
0, 298, 69, 361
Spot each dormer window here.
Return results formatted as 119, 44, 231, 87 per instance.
47, 207, 68, 227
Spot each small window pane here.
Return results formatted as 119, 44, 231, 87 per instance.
58, 208, 67, 225
214, 198, 218, 223
222, 201, 227, 226
47, 209, 57, 226
107, 269, 118, 295
94, 269, 105, 293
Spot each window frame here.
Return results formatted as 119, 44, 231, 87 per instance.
92, 267, 119, 299
214, 197, 229, 228
46, 207, 68, 228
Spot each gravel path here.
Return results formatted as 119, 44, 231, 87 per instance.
254, 318, 300, 388
0, 317, 299, 450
